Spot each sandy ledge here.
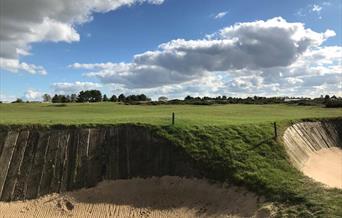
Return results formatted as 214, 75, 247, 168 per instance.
0, 176, 274, 218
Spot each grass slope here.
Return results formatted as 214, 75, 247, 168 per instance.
153, 122, 342, 217
0, 103, 341, 125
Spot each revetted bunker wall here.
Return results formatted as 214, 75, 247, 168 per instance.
0, 125, 200, 201
283, 120, 342, 169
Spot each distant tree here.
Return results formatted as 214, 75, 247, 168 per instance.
77, 91, 86, 102
110, 95, 117, 102
78, 90, 102, 102
118, 94, 125, 102
138, 94, 148, 101
184, 95, 193, 101
52, 94, 64, 103
12, 98, 23, 103
324, 95, 330, 103
70, 94, 77, 102
52, 94, 59, 103
325, 98, 342, 108
42, 94, 51, 102
103, 94, 109, 102
61, 95, 69, 103
125, 95, 135, 102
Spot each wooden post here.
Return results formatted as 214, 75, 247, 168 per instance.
274, 122, 277, 138
172, 112, 175, 125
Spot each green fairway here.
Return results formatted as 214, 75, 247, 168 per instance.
0, 102, 341, 125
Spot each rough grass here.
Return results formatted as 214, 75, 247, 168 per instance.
0, 103, 341, 125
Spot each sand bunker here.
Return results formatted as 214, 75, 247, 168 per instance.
302, 147, 342, 189
0, 176, 273, 218
283, 121, 342, 189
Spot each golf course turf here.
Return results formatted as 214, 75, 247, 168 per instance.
0, 103, 341, 125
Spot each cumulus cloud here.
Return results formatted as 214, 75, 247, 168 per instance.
0, 58, 47, 75
214, 11, 228, 19
24, 89, 43, 101
70, 17, 340, 97
0, 0, 164, 74
51, 81, 102, 94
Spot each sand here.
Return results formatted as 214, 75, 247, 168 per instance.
0, 176, 273, 218
302, 147, 342, 189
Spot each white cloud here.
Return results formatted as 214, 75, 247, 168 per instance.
0, 0, 164, 74
214, 11, 228, 19
146, 0, 164, 4
0, 93, 17, 102
296, 2, 332, 19
51, 81, 102, 94
286, 77, 304, 85
312, 4, 322, 12
70, 17, 340, 98
0, 58, 47, 75
24, 89, 43, 101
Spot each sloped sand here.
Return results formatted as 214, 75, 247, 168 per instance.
302, 147, 342, 189
0, 176, 273, 218
283, 121, 342, 188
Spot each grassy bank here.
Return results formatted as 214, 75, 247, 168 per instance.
0, 103, 341, 125
152, 122, 342, 217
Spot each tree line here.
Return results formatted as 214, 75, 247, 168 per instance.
42, 90, 150, 103
7, 90, 341, 108
177, 94, 342, 107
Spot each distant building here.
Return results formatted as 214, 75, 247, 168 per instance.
284, 98, 310, 102
158, 96, 168, 102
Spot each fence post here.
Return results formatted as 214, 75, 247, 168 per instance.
274, 122, 278, 139
172, 112, 175, 125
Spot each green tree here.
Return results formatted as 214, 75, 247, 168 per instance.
12, 98, 23, 103
118, 94, 125, 102
70, 94, 77, 102
78, 90, 102, 102
52, 94, 62, 103
42, 94, 52, 102
103, 94, 109, 102
110, 95, 117, 102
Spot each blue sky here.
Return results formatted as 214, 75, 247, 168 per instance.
0, 0, 341, 101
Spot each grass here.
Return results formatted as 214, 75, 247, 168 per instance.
153, 122, 342, 217
0, 102, 341, 125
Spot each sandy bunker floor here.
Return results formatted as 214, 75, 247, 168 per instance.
0, 176, 273, 218
302, 147, 342, 189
